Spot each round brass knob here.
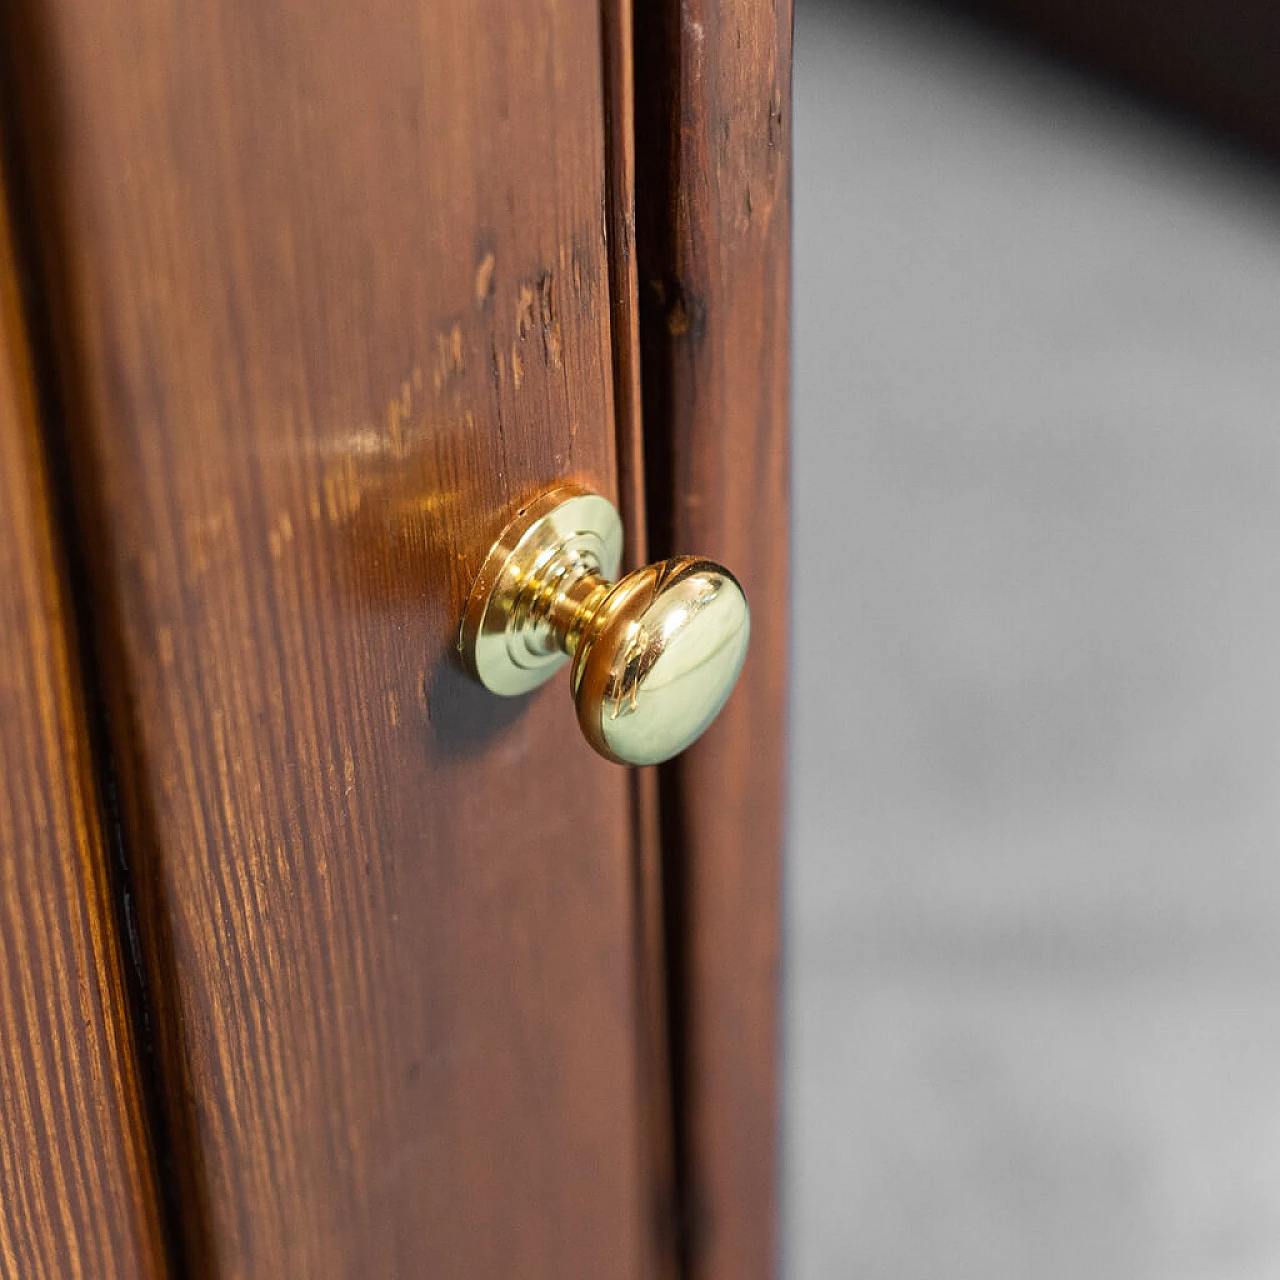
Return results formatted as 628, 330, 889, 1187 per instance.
458, 485, 750, 765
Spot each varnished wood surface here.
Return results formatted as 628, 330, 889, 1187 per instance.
6, 0, 648, 1274
635, 1, 793, 1276
0, 162, 169, 1280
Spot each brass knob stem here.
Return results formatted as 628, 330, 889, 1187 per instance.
526, 558, 610, 658
459, 485, 749, 766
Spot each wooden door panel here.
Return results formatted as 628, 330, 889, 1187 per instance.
0, 165, 169, 1280
6, 1, 645, 1275
635, 3, 792, 1276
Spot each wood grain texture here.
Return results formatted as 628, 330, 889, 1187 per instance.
6, 1, 648, 1275
957, 0, 1280, 156
634, 1, 792, 1277
0, 160, 169, 1280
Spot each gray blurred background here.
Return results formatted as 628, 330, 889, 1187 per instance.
785, 2, 1280, 1276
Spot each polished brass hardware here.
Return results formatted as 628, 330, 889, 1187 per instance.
458, 485, 750, 765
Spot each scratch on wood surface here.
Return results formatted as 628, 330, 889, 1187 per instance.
489, 337, 504, 391
433, 325, 465, 391
323, 459, 362, 523
511, 346, 524, 391
567, 417, 580, 469
388, 369, 426, 457
516, 284, 535, 340
768, 88, 785, 150
475, 251, 496, 306
488, 399, 509, 482
537, 271, 562, 368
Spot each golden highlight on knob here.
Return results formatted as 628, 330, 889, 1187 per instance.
458, 485, 750, 765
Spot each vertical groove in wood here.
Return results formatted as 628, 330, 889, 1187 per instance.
600, 5, 680, 1274
601, 0, 649, 575
0, 148, 170, 1280
633, 1, 793, 1277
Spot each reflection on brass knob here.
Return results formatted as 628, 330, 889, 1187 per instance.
458, 485, 749, 765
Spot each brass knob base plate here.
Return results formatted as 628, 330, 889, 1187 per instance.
458, 486, 623, 696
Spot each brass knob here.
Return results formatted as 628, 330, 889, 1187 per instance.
458, 485, 750, 765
